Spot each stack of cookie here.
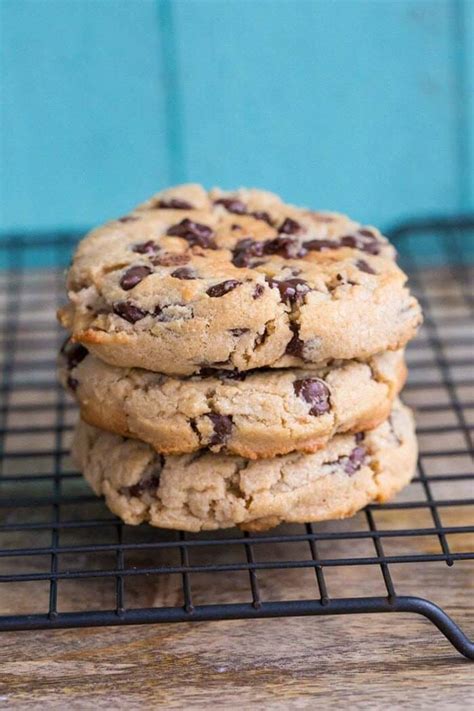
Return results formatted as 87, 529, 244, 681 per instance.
58, 185, 421, 532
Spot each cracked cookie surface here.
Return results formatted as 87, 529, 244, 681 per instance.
60, 340, 406, 458
72, 399, 417, 532
59, 184, 422, 375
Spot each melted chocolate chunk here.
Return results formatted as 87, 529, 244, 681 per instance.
285, 324, 305, 357
123, 472, 162, 498
252, 283, 265, 299
279, 217, 301, 234
343, 446, 366, 475
61, 340, 89, 370
263, 236, 303, 259
207, 414, 233, 446
118, 215, 138, 223
152, 253, 190, 267
132, 240, 158, 255
268, 277, 310, 305
171, 267, 196, 280
293, 378, 330, 416
167, 219, 215, 248
120, 265, 153, 290
221, 370, 247, 381
232, 238, 265, 268
67, 376, 79, 391
306, 229, 383, 256
157, 198, 193, 209
340, 231, 381, 255
251, 210, 273, 225
356, 259, 376, 274
305, 238, 339, 252
113, 301, 148, 323
214, 197, 247, 214
206, 280, 241, 297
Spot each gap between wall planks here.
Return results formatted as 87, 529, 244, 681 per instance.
0, 0, 473, 234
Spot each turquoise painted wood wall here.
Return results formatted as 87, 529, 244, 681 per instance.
1, 0, 473, 235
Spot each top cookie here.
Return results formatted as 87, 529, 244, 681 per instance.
59, 184, 422, 376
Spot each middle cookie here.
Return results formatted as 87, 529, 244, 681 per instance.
60, 341, 406, 459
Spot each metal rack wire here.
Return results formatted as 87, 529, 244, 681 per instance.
0, 221, 473, 659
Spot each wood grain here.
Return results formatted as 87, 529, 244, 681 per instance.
0, 564, 472, 710
0, 479, 472, 709
0, 266, 472, 707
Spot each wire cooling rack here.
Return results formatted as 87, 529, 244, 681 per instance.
0, 220, 473, 659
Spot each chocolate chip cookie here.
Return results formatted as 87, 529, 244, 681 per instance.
60, 339, 406, 459
72, 399, 417, 532
59, 184, 422, 376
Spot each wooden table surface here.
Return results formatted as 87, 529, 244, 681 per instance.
0, 267, 473, 709
1, 500, 472, 709
0, 578, 472, 710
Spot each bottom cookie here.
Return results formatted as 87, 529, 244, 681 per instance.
72, 399, 417, 532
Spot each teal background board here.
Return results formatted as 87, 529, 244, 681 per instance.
0, 0, 473, 239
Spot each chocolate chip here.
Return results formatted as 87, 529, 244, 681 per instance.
118, 215, 138, 223
61, 340, 88, 370
167, 219, 215, 248
123, 473, 162, 498
339, 235, 359, 250
206, 280, 241, 297
285, 324, 305, 357
279, 217, 301, 234
120, 265, 153, 290
268, 277, 310, 305
305, 239, 339, 252
251, 210, 273, 225
171, 267, 196, 280
340, 232, 381, 255
214, 197, 247, 214
293, 378, 330, 416
356, 259, 376, 274
343, 446, 366, 475
252, 283, 265, 299
263, 236, 303, 259
207, 414, 233, 446
152, 253, 190, 267
221, 370, 247, 381
332, 272, 356, 288
232, 238, 265, 268
157, 198, 193, 209
113, 301, 148, 323
230, 328, 249, 336
67, 376, 79, 391
132, 240, 158, 255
